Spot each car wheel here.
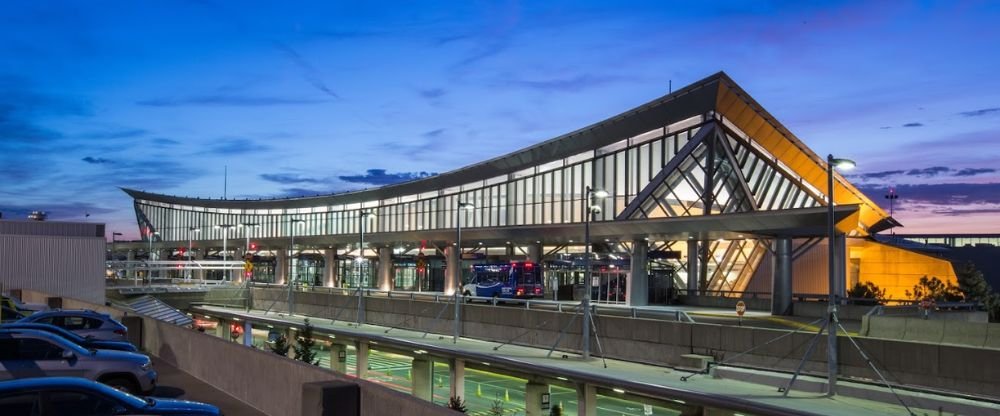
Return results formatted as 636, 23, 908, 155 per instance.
103, 377, 139, 395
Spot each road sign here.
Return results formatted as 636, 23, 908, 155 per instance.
735, 300, 747, 317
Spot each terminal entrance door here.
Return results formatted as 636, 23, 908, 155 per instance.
591, 270, 627, 304
648, 262, 676, 305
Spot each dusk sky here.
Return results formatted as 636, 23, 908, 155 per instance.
2, 1, 999, 240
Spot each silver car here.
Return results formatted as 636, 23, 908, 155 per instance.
17, 309, 128, 341
0, 329, 156, 395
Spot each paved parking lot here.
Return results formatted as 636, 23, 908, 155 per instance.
151, 357, 267, 416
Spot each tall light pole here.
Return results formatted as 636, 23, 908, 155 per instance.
455, 201, 475, 343
582, 186, 609, 360
188, 227, 200, 281
826, 154, 855, 396
111, 232, 123, 278
884, 188, 898, 237
214, 224, 235, 281
239, 222, 260, 254
287, 218, 305, 314
356, 211, 372, 326
146, 229, 159, 281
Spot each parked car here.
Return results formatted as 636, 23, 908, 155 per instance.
0, 377, 220, 415
1, 323, 138, 352
0, 307, 25, 324
1, 296, 49, 316
0, 329, 156, 395
17, 310, 128, 341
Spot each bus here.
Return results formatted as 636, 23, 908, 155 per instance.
461, 262, 543, 299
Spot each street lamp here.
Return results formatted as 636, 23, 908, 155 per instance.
826, 154, 855, 396
884, 188, 898, 237
582, 186, 608, 360
454, 201, 475, 343
288, 218, 305, 314
187, 227, 201, 281
214, 224, 235, 281
356, 211, 373, 326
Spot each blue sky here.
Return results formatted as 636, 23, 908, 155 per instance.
2, 1, 999, 239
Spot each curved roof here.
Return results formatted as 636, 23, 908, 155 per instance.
123, 71, 890, 234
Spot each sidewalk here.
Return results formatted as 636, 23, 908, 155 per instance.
151, 357, 268, 416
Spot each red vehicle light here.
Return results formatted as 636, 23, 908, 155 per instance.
534, 287, 542, 294
524, 262, 534, 269
114, 329, 127, 336
516, 288, 524, 296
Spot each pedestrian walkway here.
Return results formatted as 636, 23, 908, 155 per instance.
194, 305, 1000, 416
151, 356, 268, 416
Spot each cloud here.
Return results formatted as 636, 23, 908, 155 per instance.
857, 182, 1000, 207
82, 156, 112, 164
953, 168, 996, 177
260, 173, 323, 185
422, 128, 446, 138
274, 43, 340, 99
151, 137, 180, 146
930, 207, 1000, 216
78, 128, 147, 140
206, 138, 270, 155
905, 166, 950, 177
853, 170, 905, 180
419, 88, 446, 99
137, 95, 328, 107
504, 74, 628, 93
958, 108, 1000, 117
338, 169, 437, 185
902, 122, 924, 127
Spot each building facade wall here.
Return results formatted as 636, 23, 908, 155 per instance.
0, 234, 106, 304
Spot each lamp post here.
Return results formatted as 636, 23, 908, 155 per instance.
146, 229, 159, 280
356, 211, 372, 325
111, 232, 123, 278
582, 186, 609, 360
287, 218, 305, 314
187, 227, 201, 281
884, 188, 898, 237
826, 154, 855, 396
214, 224, 235, 281
455, 201, 475, 343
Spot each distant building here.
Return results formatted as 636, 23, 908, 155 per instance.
0, 220, 106, 304
883, 234, 1000, 292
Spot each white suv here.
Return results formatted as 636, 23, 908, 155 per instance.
0, 329, 156, 395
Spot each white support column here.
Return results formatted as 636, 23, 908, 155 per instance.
449, 358, 465, 402
324, 247, 338, 287
126, 250, 136, 281
355, 341, 369, 379
627, 239, 649, 307
329, 343, 347, 373
444, 246, 460, 295
576, 383, 597, 416
215, 318, 229, 340
686, 240, 699, 295
378, 247, 393, 291
411, 357, 433, 401
525, 381, 550, 416
242, 320, 253, 347
276, 249, 288, 285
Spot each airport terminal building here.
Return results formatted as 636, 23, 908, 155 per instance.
124, 72, 955, 309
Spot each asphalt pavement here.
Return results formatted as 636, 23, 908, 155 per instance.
150, 357, 268, 416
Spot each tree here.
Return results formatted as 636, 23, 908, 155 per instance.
847, 281, 886, 305
956, 262, 992, 302
905, 275, 963, 302
268, 334, 290, 357
447, 396, 467, 413
549, 403, 562, 416
293, 318, 320, 365
488, 393, 505, 416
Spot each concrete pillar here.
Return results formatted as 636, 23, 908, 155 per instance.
576, 383, 597, 416
355, 341, 369, 378
449, 358, 465, 402
411, 358, 433, 401
243, 320, 253, 347
699, 240, 710, 293
329, 343, 348, 373
525, 381, 550, 416
444, 246, 460, 295
158, 249, 171, 278
378, 247, 393, 291
686, 241, 699, 295
772, 237, 793, 316
194, 249, 206, 281
527, 242, 543, 264
215, 318, 229, 340
126, 250, 136, 280
276, 249, 288, 285
834, 234, 847, 301
323, 248, 338, 287
627, 239, 649, 307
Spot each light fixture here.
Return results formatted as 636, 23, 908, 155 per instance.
612, 388, 625, 394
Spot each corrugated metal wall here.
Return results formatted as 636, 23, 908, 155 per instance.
744, 239, 831, 295
0, 234, 106, 304
0, 221, 104, 238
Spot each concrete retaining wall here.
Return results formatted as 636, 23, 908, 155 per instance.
864, 315, 1000, 350
253, 288, 1000, 398
23, 290, 449, 416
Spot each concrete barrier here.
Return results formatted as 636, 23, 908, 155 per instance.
866, 315, 999, 349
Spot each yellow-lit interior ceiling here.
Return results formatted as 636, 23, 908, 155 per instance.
715, 78, 887, 237
848, 239, 958, 300
713, 75, 956, 293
